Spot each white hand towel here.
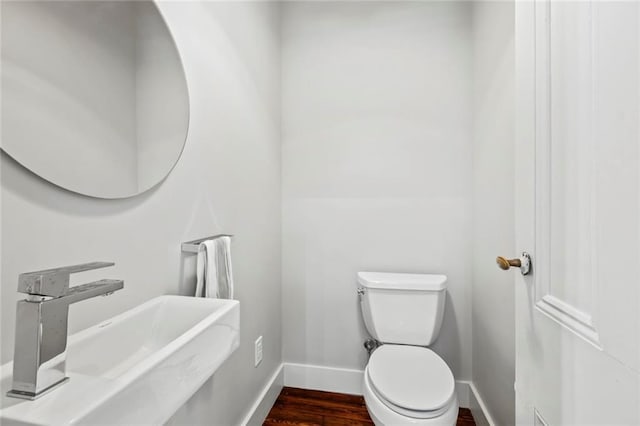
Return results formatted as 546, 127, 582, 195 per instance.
194, 237, 234, 299
195, 240, 215, 298
215, 236, 234, 299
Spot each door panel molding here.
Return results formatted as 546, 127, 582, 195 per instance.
533, 0, 601, 347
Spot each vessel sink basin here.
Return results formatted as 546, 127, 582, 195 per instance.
0, 295, 240, 425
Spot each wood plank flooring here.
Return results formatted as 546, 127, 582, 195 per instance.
264, 387, 476, 426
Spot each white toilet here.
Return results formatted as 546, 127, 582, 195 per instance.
358, 272, 458, 426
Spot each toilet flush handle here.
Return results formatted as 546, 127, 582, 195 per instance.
496, 252, 532, 276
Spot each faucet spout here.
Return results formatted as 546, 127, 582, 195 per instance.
18, 262, 116, 298
60, 279, 124, 305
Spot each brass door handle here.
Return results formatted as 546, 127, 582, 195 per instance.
496, 252, 532, 275
496, 257, 521, 269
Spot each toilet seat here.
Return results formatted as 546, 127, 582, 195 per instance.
367, 345, 456, 419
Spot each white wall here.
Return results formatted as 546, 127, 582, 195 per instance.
0, 2, 281, 425
471, 2, 515, 425
281, 1, 473, 380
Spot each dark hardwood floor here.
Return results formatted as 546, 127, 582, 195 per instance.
264, 387, 476, 426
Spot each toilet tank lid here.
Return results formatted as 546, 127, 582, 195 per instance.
357, 272, 447, 291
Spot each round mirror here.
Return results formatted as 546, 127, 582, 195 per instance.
1, 1, 189, 199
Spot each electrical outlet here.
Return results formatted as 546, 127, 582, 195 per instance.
254, 335, 263, 367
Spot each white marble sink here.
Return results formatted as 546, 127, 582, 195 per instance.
0, 295, 240, 425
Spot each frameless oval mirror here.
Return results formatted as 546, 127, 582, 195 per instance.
1, 1, 189, 199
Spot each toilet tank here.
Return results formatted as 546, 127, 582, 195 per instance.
358, 272, 447, 346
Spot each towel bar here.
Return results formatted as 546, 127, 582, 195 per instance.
181, 234, 233, 254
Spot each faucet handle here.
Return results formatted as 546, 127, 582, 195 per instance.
18, 262, 115, 298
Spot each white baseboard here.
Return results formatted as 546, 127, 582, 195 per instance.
243, 362, 495, 426
283, 362, 474, 410
240, 364, 284, 426
468, 381, 496, 426
284, 362, 364, 395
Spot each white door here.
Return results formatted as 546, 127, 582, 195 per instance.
514, 1, 640, 425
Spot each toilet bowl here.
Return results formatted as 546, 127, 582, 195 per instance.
357, 272, 458, 426
362, 345, 458, 425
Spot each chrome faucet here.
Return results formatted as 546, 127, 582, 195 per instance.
7, 262, 124, 400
